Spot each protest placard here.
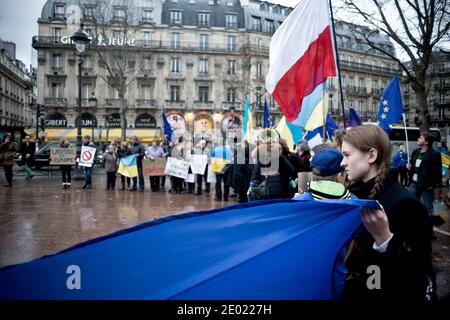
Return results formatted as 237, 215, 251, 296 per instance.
79, 146, 96, 167
50, 148, 76, 165
164, 157, 190, 179
190, 154, 208, 175
143, 158, 166, 176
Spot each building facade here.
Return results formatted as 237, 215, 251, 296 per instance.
402, 50, 450, 128
329, 21, 399, 124
33, 0, 399, 142
0, 40, 35, 129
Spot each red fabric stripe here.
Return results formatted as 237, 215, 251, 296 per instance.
272, 26, 336, 122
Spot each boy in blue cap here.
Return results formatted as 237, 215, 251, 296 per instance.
293, 148, 355, 201
293, 147, 356, 300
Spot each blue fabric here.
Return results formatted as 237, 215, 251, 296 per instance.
377, 76, 404, 133
392, 151, 407, 169
348, 107, 362, 127
211, 146, 232, 161
121, 154, 136, 167
263, 99, 275, 128
162, 111, 174, 143
0, 199, 379, 300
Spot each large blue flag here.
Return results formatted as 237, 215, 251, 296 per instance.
377, 76, 403, 133
263, 99, 274, 128
348, 106, 362, 127
0, 199, 379, 300
162, 111, 174, 143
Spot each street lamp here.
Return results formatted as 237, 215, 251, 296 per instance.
89, 92, 97, 142
71, 24, 91, 155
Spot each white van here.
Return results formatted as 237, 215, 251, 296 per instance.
361, 122, 442, 155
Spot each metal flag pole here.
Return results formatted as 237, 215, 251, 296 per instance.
402, 113, 410, 163
328, 0, 347, 128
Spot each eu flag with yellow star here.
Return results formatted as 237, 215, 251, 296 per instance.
377, 75, 403, 133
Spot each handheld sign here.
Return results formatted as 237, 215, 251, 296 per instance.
143, 158, 167, 176
164, 157, 190, 179
79, 146, 96, 168
50, 148, 76, 165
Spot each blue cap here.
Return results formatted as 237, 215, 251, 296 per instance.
310, 148, 344, 177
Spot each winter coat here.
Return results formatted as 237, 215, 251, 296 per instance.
409, 148, 442, 190
0, 141, 18, 166
103, 152, 118, 172
344, 176, 434, 301
21, 142, 35, 166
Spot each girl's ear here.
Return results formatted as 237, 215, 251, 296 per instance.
368, 148, 378, 164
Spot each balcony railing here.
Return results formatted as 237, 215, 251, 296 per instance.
105, 99, 127, 107
33, 36, 262, 55
194, 101, 214, 110
434, 83, 450, 90
435, 98, 450, 106
135, 99, 156, 108
340, 60, 397, 75
165, 100, 186, 110
75, 99, 92, 107
222, 102, 242, 111
44, 97, 67, 107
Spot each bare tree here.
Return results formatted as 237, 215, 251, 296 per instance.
341, 0, 450, 130
79, 0, 143, 141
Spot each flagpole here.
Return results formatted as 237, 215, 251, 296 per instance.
402, 113, 410, 163
328, 0, 347, 129
322, 85, 327, 142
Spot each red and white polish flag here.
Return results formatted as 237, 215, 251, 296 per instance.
266, 0, 337, 122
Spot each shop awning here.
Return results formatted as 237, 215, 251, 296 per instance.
26, 128, 162, 143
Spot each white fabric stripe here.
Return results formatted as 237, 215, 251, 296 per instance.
266, 0, 330, 93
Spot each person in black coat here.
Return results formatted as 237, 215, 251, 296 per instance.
249, 141, 296, 200
407, 132, 443, 217
229, 140, 254, 203
21, 135, 35, 180
340, 125, 434, 301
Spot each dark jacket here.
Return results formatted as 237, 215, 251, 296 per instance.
409, 148, 442, 190
344, 176, 433, 301
0, 141, 18, 166
289, 151, 311, 173
251, 145, 296, 198
131, 142, 146, 166
21, 142, 35, 166
117, 147, 132, 159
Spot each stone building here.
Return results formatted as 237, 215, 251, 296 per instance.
0, 40, 35, 129
33, 0, 399, 142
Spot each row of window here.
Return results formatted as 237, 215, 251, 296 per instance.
328, 77, 388, 90
250, 16, 281, 33
341, 55, 394, 70
46, 82, 238, 104
168, 11, 238, 28
49, 52, 266, 77
0, 76, 27, 100
0, 96, 32, 120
